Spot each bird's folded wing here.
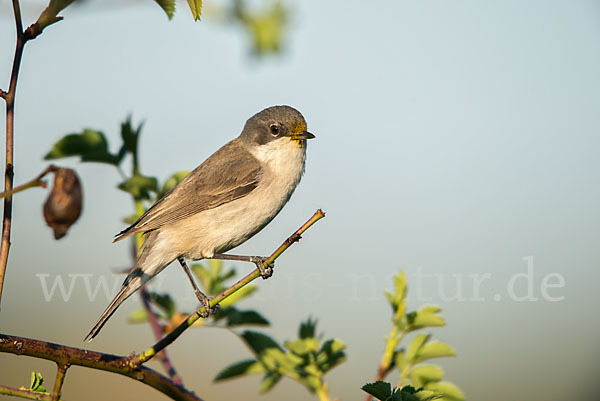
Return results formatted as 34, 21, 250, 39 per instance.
114, 140, 262, 242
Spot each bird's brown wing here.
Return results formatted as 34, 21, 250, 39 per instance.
114, 139, 262, 242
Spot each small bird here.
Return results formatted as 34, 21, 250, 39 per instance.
85, 105, 315, 341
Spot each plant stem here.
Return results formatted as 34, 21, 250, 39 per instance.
51, 364, 68, 401
0, 384, 52, 401
0, 0, 28, 308
0, 165, 56, 199
315, 379, 331, 401
0, 334, 203, 401
140, 287, 184, 385
131, 209, 325, 367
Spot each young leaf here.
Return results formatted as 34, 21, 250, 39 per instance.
148, 292, 176, 318
154, 0, 176, 19
258, 371, 282, 393
316, 338, 347, 372
299, 316, 318, 339
186, 0, 202, 21
29, 372, 46, 393
407, 305, 446, 331
214, 359, 265, 381
406, 333, 431, 362
409, 364, 444, 387
284, 338, 319, 356
362, 381, 392, 401
240, 331, 284, 355
218, 285, 258, 308
221, 308, 269, 327
425, 381, 464, 401
118, 174, 158, 200
45, 129, 120, 165
120, 116, 143, 156
128, 308, 150, 324
414, 342, 455, 364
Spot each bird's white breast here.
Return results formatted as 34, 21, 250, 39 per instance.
160, 137, 308, 260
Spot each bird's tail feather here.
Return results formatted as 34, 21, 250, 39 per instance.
84, 273, 143, 342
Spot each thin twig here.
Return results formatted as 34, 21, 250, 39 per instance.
0, 0, 29, 308
51, 363, 68, 401
0, 384, 52, 401
0, 334, 203, 401
140, 287, 184, 385
130, 209, 325, 367
0, 165, 56, 199
0, 90, 6, 100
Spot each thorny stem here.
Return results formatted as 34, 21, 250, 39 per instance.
130, 209, 325, 367
0, 384, 52, 401
0, 0, 28, 309
0, 334, 203, 401
140, 287, 184, 385
0, 165, 57, 199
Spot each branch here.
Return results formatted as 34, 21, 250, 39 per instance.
131, 209, 325, 367
51, 363, 68, 401
0, 90, 6, 100
0, 334, 203, 401
0, 0, 28, 307
140, 287, 184, 385
0, 165, 56, 198
0, 384, 52, 401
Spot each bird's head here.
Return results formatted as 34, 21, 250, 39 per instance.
240, 105, 315, 147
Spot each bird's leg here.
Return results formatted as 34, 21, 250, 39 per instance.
211, 253, 274, 279
177, 257, 218, 317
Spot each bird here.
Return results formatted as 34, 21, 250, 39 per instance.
85, 105, 315, 341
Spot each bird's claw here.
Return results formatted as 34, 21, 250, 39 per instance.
252, 256, 274, 279
195, 292, 218, 318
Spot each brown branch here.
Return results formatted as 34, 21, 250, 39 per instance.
130, 209, 325, 367
0, 384, 52, 401
0, 90, 6, 100
0, 334, 203, 401
0, 0, 29, 308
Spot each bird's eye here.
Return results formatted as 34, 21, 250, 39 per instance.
269, 124, 280, 136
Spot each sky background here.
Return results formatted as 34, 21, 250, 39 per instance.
1, 0, 600, 400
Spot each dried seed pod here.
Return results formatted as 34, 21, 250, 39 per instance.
43, 167, 83, 239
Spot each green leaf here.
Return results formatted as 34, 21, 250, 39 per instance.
362, 381, 392, 401
158, 170, 189, 198
316, 338, 347, 372
214, 359, 265, 381
154, 0, 176, 19
258, 371, 281, 393
218, 284, 257, 308
424, 381, 464, 401
118, 174, 158, 200
186, 0, 202, 21
406, 333, 430, 362
407, 305, 445, 331
221, 308, 269, 327
284, 338, 319, 356
29, 372, 46, 393
240, 331, 284, 355
45, 129, 120, 165
409, 365, 444, 387
128, 308, 150, 324
299, 316, 317, 339
35, 0, 77, 32
414, 342, 456, 364
120, 116, 143, 156
414, 390, 443, 401
148, 292, 176, 318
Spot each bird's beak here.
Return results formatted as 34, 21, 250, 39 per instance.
289, 130, 315, 140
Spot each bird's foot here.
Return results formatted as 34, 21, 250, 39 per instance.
194, 290, 218, 318
250, 256, 274, 279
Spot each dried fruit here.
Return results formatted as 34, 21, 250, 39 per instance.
43, 167, 82, 239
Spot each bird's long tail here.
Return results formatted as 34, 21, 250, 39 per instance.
84, 271, 144, 342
